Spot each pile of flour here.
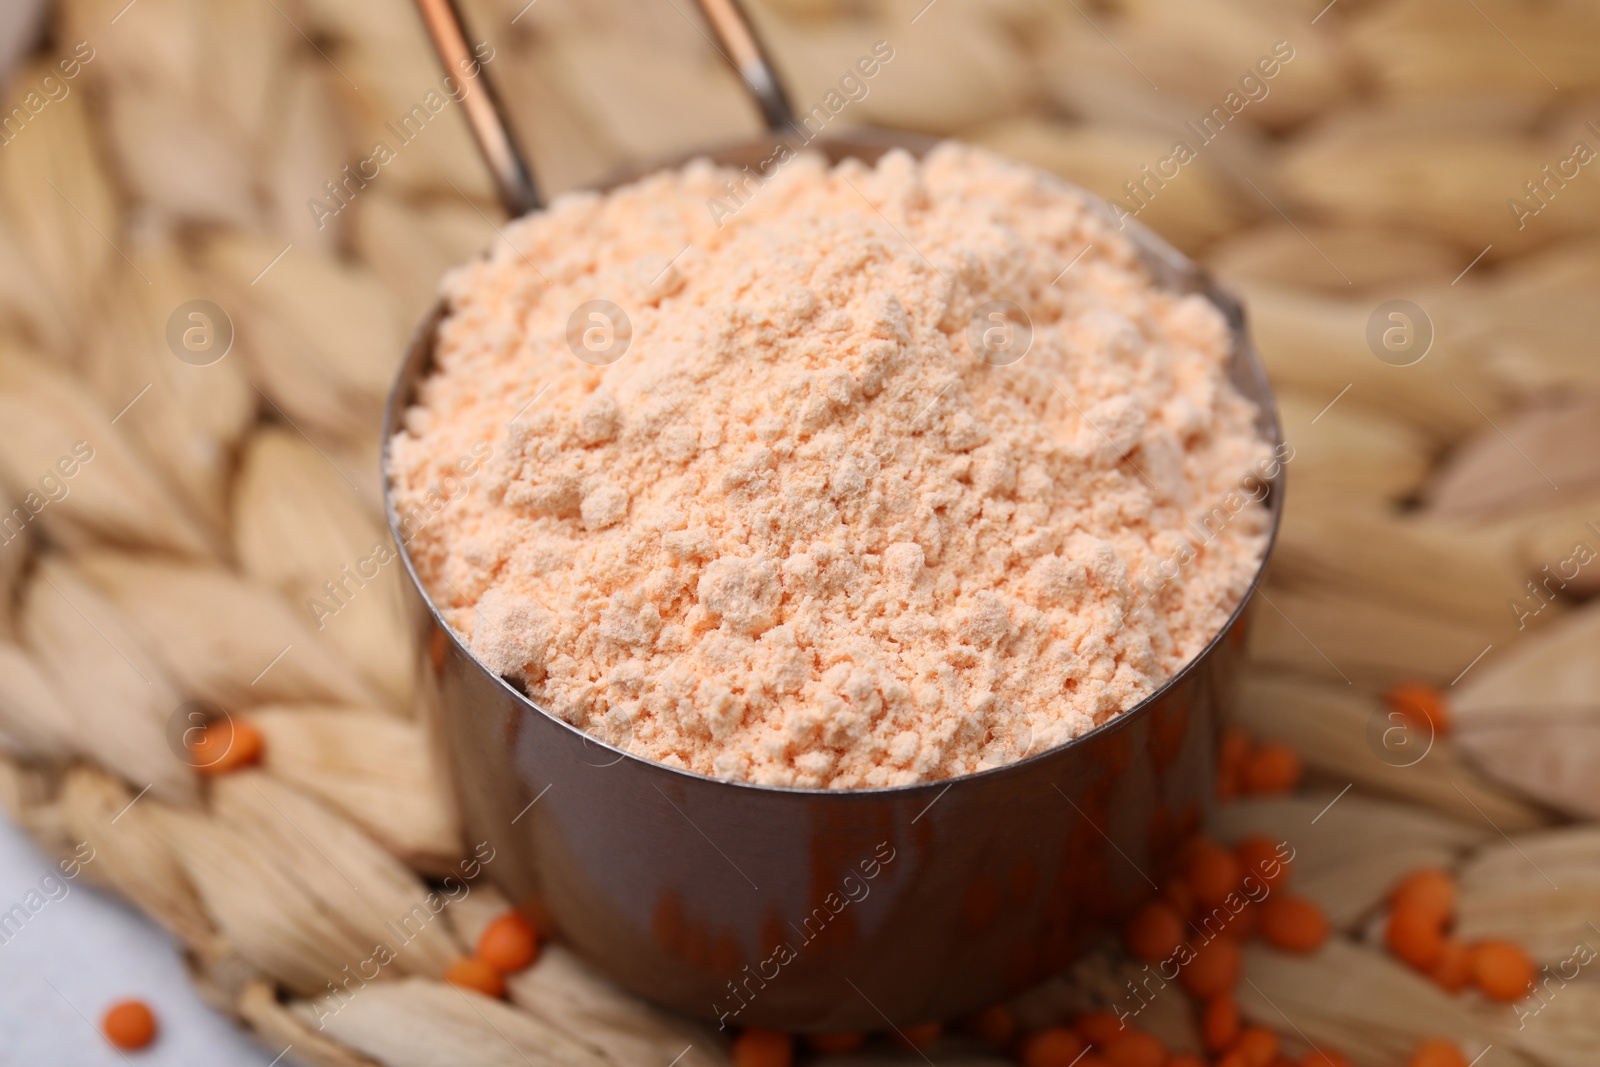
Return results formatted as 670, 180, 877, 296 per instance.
389, 143, 1270, 788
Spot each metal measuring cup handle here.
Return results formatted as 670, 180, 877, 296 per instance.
411, 0, 794, 216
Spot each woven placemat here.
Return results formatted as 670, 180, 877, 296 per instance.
2, 1, 1599, 1064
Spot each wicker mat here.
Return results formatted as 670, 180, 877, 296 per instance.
2, 0, 1599, 1064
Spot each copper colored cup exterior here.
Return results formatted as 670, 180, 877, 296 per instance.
385, 133, 1283, 1030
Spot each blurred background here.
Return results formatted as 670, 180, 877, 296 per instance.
1, 0, 1599, 1064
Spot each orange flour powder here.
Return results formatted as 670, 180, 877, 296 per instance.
390, 144, 1270, 788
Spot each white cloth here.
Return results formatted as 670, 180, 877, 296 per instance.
0, 812, 298, 1066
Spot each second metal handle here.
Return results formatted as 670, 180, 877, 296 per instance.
415, 0, 540, 215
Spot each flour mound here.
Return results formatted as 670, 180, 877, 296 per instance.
390, 143, 1270, 788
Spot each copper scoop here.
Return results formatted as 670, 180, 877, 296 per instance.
390, 0, 1283, 1031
